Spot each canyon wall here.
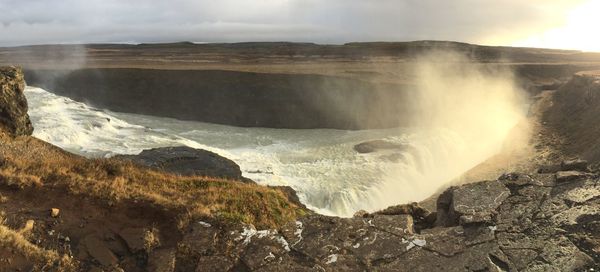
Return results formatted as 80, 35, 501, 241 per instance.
25, 69, 413, 130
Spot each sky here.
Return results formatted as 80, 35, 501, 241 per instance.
0, 0, 599, 51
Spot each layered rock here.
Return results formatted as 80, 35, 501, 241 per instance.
545, 72, 600, 163
167, 165, 600, 271
0, 67, 33, 136
25, 68, 412, 130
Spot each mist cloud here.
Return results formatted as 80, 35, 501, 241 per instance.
0, 0, 585, 46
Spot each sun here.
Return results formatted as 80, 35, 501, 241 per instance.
513, 0, 600, 52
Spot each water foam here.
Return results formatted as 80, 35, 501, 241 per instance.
25, 86, 514, 217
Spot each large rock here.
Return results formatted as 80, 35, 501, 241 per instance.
0, 67, 33, 136
437, 180, 510, 226
79, 234, 119, 267
353, 140, 409, 154
115, 146, 249, 182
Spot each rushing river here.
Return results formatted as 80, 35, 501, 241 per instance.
25, 86, 520, 217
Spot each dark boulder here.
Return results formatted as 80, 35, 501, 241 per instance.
0, 66, 33, 136
353, 140, 409, 154
115, 146, 250, 182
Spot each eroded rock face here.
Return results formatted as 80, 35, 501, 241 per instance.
25, 68, 412, 130
114, 146, 249, 182
0, 67, 33, 136
545, 73, 600, 162
450, 180, 510, 225
168, 169, 600, 271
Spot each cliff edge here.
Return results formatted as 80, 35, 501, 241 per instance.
0, 67, 33, 136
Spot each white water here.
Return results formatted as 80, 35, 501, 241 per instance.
25, 86, 515, 217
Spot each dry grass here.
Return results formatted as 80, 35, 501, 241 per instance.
143, 227, 161, 252
0, 134, 306, 229
0, 214, 76, 271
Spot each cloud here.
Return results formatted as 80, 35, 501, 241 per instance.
0, 0, 586, 46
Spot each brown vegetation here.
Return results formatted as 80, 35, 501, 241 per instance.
0, 217, 75, 271
0, 131, 305, 270
0, 133, 305, 229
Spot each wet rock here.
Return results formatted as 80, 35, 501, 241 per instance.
115, 146, 249, 182
561, 159, 589, 172
353, 140, 409, 154
0, 67, 33, 136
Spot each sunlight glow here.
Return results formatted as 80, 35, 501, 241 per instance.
513, 0, 600, 52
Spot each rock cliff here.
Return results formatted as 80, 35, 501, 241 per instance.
25, 69, 412, 130
0, 66, 33, 136
545, 72, 600, 164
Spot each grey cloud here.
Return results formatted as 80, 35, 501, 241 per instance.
0, 0, 585, 46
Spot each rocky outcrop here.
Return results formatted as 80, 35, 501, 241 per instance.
154, 163, 599, 271
114, 146, 249, 182
0, 67, 33, 136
